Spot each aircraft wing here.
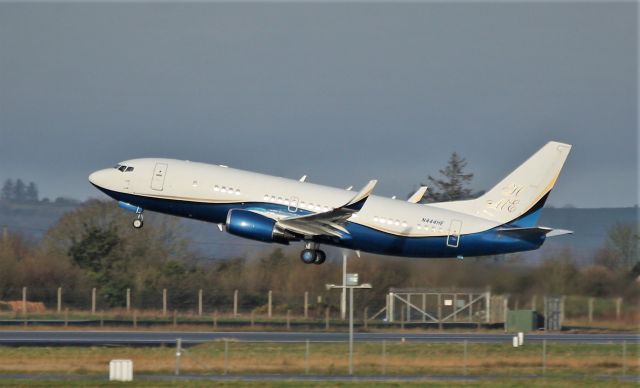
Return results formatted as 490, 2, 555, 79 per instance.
276, 180, 377, 238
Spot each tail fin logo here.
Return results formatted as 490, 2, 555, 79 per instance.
486, 183, 525, 213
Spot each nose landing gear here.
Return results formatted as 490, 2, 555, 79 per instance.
132, 213, 144, 229
300, 242, 326, 265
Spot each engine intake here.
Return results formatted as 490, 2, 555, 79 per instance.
225, 209, 297, 244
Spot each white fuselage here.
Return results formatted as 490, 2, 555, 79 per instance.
90, 141, 572, 258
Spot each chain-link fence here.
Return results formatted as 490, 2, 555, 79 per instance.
0, 286, 637, 329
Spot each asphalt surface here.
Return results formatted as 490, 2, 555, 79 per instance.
4, 373, 639, 383
0, 330, 637, 346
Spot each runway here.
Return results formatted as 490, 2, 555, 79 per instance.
0, 330, 637, 346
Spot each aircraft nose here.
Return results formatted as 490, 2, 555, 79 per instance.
88, 169, 111, 188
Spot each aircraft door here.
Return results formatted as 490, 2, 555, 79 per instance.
151, 163, 168, 191
447, 219, 462, 248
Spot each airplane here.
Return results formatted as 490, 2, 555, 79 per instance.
89, 141, 572, 264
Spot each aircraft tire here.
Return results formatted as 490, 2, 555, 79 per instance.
300, 249, 317, 264
313, 250, 326, 265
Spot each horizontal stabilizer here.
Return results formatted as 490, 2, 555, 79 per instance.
497, 226, 572, 239
545, 229, 573, 237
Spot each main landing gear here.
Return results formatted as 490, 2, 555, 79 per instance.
132, 213, 144, 229
300, 242, 326, 265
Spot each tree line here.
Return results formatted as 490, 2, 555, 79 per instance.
0, 153, 637, 312
0, 199, 637, 312
1, 179, 39, 203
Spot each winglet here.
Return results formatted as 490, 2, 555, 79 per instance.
408, 186, 428, 203
344, 180, 377, 211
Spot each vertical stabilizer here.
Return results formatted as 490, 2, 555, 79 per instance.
432, 141, 572, 226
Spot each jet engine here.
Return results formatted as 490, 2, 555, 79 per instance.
225, 209, 297, 244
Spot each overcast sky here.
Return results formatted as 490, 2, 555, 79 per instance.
0, 2, 637, 208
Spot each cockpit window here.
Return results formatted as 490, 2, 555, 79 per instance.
118, 165, 127, 172
125, 166, 134, 172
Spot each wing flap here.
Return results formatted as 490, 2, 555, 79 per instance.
277, 180, 377, 237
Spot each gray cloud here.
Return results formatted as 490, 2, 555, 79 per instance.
0, 2, 637, 207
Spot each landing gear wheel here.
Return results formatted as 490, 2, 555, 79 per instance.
313, 250, 326, 265
133, 218, 144, 229
300, 249, 317, 264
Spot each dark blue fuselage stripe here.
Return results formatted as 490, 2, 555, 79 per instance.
95, 186, 545, 258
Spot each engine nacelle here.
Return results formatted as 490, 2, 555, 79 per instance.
225, 209, 297, 244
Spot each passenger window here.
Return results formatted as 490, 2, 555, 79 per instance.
235, 189, 240, 195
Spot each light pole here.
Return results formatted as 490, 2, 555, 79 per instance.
326, 273, 372, 375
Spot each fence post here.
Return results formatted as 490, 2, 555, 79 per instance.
400, 307, 405, 330
223, 339, 229, 375
560, 295, 565, 324
233, 290, 238, 318
286, 310, 291, 330
126, 288, 131, 312
213, 310, 218, 330
304, 291, 308, 319
622, 340, 627, 376
162, 289, 167, 316
22, 287, 27, 316
588, 297, 594, 323
615, 297, 622, 321
531, 295, 537, 311
175, 338, 182, 376
542, 339, 547, 376
64, 308, 69, 327
198, 289, 203, 316
381, 339, 386, 375
363, 307, 368, 330
57, 287, 62, 314
173, 309, 178, 328
453, 294, 457, 321
485, 291, 491, 323
437, 293, 442, 329
91, 288, 96, 315
305, 339, 310, 375
268, 290, 272, 318
250, 310, 255, 327
325, 307, 330, 330
463, 339, 468, 376
503, 296, 509, 332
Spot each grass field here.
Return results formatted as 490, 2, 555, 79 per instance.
0, 379, 638, 387
0, 341, 637, 378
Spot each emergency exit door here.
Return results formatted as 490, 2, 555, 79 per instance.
151, 163, 168, 191
447, 220, 462, 248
